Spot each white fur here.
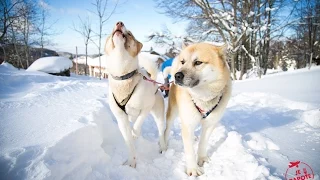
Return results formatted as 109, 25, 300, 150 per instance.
106, 25, 167, 168
138, 53, 159, 80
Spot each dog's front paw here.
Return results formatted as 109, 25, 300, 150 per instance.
186, 166, 204, 176
123, 158, 136, 168
158, 142, 167, 154
198, 156, 210, 167
158, 138, 167, 154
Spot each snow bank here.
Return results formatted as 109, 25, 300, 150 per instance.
0, 62, 18, 71
302, 109, 320, 128
234, 66, 320, 103
1, 63, 319, 179
27, 56, 73, 73
245, 133, 280, 150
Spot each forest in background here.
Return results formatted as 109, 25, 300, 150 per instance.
1, 0, 319, 79
149, 0, 320, 79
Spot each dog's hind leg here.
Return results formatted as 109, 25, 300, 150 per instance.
150, 90, 167, 153
132, 112, 149, 139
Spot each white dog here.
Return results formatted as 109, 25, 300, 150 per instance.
104, 21, 167, 168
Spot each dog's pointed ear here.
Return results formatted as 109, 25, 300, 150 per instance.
219, 43, 227, 53
216, 43, 228, 67
217, 43, 227, 57
105, 35, 113, 55
137, 41, 143, 53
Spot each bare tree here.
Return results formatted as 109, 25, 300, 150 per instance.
73, 16, 92, 75
13, 0, 39, 67
36, 0, 57, 57
154, 0, 287, 80
0, 0, 23, 63
292, 0, 320, 69
91, 0, 119, 79
0, 0, 23, 42
1, 0, 59, 68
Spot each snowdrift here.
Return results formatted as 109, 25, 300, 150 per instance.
0, 63, 319, 179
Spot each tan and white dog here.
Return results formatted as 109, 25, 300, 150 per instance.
165, 43, 232, 176
105, 22, 167, 168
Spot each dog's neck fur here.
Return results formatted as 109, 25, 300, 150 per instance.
108, 45, 140, 103
108, 46, 139, 76
188, 79, 229, 112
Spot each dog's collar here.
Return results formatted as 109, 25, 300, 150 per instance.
193, 95, 223, 118
111, 69, 138, 80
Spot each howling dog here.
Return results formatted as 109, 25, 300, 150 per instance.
104, 22, 167, 168
165, 43, 232, 176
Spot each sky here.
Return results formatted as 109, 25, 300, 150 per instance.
44, 0, 188, 55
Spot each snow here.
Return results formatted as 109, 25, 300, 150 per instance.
248, 11, 255, 17
27, 56, 73, 73
1, 63, 320, 180
1, 62, 18, 70
73, 55, 107, 67
302, 109, 320, 128
266, 7, 276, 12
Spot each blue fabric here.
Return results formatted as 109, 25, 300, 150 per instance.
161, 58, 174, 72
161, 58, 174, 79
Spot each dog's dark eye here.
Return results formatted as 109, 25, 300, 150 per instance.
194, 61, 203, 66
128, 32, 132, 36
181, 60, 185, 65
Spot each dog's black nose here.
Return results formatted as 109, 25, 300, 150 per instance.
116, 21, 124, 26
175, 72, 184, 81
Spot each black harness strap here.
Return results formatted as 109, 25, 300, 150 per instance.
113, 85, 138, 114
194, 95, 223, 119
110, 69, 139, 114
111, 69, 137, 80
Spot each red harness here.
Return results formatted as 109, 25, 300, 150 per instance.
142, 76, 173, 91
193, 95, 223, 118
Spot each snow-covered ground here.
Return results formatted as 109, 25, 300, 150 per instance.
0, 63, 319, 180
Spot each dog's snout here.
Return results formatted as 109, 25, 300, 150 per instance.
175, 72, 184, 81
116, 21, 124, 27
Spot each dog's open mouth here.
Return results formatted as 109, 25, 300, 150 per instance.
113, 29, 126, 39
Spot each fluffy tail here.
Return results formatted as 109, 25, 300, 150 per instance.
138, 53, 159, 80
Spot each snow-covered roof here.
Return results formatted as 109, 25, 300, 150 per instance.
27, 56, 73, 73
73, 55, 107, 67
